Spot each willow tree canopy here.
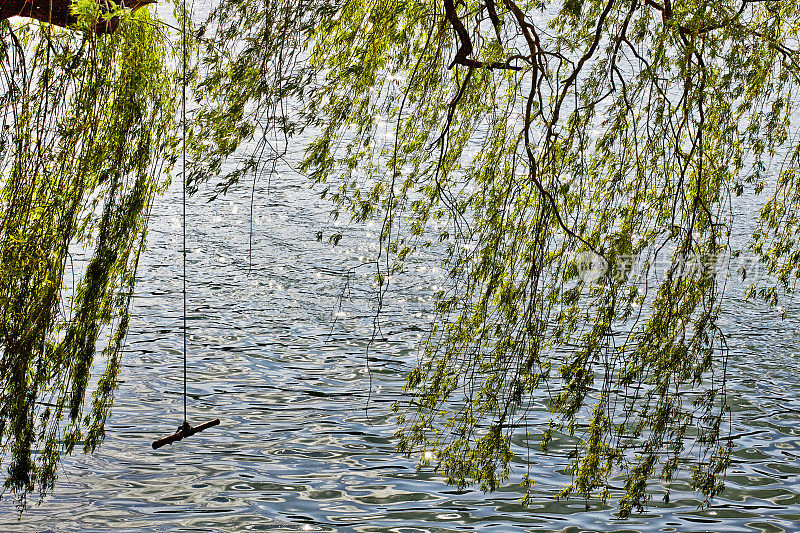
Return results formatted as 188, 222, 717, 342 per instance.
2, 0, 800, 518
0, 4, 176, 510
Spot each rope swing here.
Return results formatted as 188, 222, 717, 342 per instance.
152, 0, 219, 449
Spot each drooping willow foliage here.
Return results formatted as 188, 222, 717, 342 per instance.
0, 8, 177, 509
3, 0, 800, 518
190, 0, 800, 516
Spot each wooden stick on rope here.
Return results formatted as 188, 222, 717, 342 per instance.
152, 419, 220, 449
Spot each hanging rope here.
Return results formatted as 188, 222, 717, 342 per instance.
182, 0, 188, 430
152, 0, 219, 449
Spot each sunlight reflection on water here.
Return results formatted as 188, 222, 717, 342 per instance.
2, 170, 800, 532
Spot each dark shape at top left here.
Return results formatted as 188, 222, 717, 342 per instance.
0, 0, 155, 33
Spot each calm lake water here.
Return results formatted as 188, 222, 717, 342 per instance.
2, 164, 800, 531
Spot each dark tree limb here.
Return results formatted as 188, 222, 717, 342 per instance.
484, 0, 502, 42
444, 0, 522, 71
0, 0, 155, 34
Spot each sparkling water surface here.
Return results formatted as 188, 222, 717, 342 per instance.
1, 168, 799, 532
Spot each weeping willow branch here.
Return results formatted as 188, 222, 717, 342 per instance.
185, 0, 800, 517
0, 8, 177, 511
